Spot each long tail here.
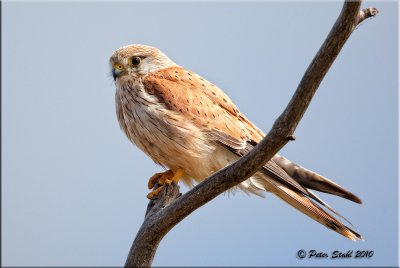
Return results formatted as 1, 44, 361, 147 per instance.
225, 143, 363, 241
253, 172, 363, 241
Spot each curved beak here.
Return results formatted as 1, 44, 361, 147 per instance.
112, 63, 126, 80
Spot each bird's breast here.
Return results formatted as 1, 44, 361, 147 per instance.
115, 79, 215, 180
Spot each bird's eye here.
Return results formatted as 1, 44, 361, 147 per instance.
130, 56, 141, 66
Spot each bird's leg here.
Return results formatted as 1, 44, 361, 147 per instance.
147, 169, 184, 199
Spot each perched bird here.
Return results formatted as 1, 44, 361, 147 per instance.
110, 44, 362, 241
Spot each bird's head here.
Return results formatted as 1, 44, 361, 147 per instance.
109, 44, 177, 81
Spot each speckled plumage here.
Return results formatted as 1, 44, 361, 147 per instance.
110, 44, 363, 241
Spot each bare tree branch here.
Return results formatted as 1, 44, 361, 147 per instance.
125, 1, 378, 267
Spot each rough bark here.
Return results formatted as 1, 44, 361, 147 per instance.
125, 2, 378, 267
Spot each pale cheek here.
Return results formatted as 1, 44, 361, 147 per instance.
138, 63, 152, 74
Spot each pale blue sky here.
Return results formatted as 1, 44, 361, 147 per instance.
2, 1, 398, 267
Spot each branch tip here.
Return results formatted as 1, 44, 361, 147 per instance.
358, 7, 379, 25
287, 135, 296, 141
145, 183, 181, 217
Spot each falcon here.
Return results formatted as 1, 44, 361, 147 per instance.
110, 44, 362, 241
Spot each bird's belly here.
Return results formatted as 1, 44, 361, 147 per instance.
118, 95, 218, 180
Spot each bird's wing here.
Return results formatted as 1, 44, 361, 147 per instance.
144, 66, 362, 240
144, 66, 250, 150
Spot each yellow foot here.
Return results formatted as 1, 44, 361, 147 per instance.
146, 169, 184, 200
146, 187, 163, 200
